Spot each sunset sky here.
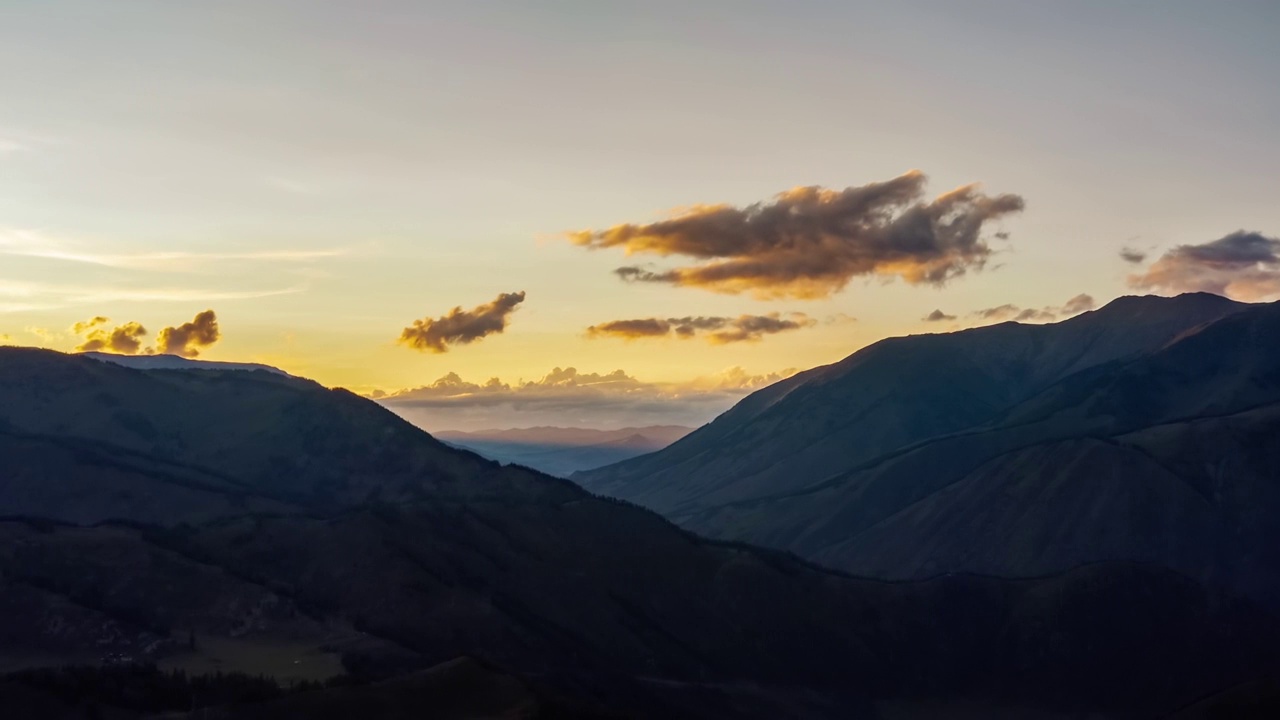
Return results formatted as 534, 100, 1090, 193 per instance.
3, 1, 1279, 429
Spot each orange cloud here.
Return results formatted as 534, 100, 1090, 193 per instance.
586, 313, 815, 343
1128, 231, 1280, 301
73, 316, 148, 354
156, 310, 220, 357
71, 309, 222, 357
375, 365, 800, 431
968, 294, 1095, 325
399, 291, 526, 353
569, 170, 1024, 299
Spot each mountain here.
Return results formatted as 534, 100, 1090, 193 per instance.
575, 293, 1246, 516
434, 426, 693, 477
81, 351, 291, 376
1, 346, 1276, 717
575, 294, 1280, 608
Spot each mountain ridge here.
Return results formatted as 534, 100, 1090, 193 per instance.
577, 294, 1280, 611
0, 344, 1275, 716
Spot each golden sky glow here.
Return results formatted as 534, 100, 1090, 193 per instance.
2, 2, 1278, 428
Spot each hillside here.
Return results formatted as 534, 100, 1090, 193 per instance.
0, 347, 1276, 717
575, 293, 1246, 516
576, 295, 1280, 610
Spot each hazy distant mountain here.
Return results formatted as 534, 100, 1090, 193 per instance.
434, 426, 692, 476
577, 294, 1280, 609
81, 351, 291, 376
0, 347, 1272, 717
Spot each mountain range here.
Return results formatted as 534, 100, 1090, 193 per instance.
433, 426, 693, 477
2, 340, 1278, 716
575, 293, 1280, 610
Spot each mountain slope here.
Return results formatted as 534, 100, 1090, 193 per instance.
1, 346, 1277, 717
0, 347, 570, 515
578, 296, 1280, 611
575, 293, 1246, 516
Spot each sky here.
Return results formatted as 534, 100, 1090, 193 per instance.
2, 1, 1279, 430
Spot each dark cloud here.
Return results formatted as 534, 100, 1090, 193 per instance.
973, 304, 1021, 321
587, 313, 815, 343
587, 318, 673, 339
1061, 293, 1096, 314
399, 291, 526, 353
569, 170, 1025, 299
1120, 247, 1148, 264
922, 309, 956, 322
156, 310, 221, 358
1127, 231, 1280, 300
970, 293, 1095, 326
375, 366, 798, 432
73, 316, 148, 354
1014, 308, 1056, 322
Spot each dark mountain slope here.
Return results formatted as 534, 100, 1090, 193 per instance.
643, 300, 1280, 609
2, 517, 1276, 718
0, 347, 571, 514
0, 430, 297, 525
2, 347, 1278, 716
575, 293, 1245, 516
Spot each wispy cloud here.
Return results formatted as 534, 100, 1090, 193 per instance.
0, 229, 347, 271
968, 293, 1096, 325
0, 278, 302, 310
586, 313, 815, 344
0, 138, 29, 155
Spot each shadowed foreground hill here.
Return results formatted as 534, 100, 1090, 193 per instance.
0, 347, 1277, 718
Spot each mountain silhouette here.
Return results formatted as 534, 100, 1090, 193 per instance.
576, 294, 1280, 610
0, 344, 1276, 717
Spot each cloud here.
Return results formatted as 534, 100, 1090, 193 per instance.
970, 293, 1095, 325
567, 170, 1024, 299
1061, 293, 1096, 314
587, 318, 671, 339
25, 327, 60, 343
923, 309, 957, 322
586, 313, 815, 344
74, 318, 148, 354
399, 291, 526, 353
825, 313, 858, 326
0, 138, 28, 155
1127, 231, 1280, 301
1120, 247, 1148, 264
0, 278, 302, 310
69, 310, 222, 357
1014, 308, 1056, 322
375, 365, 799, 431
0, 228, 346, 271
973, 303, 1021, 321
156, 310, 221, 358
